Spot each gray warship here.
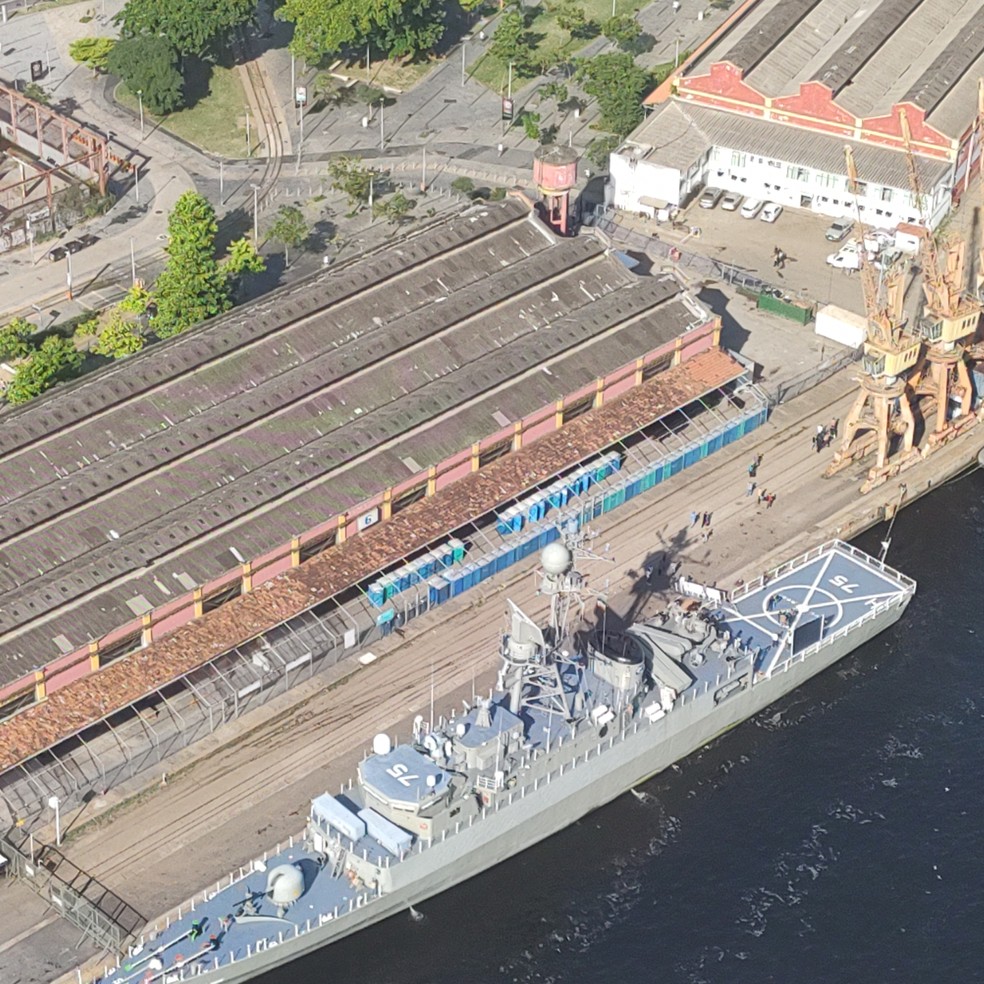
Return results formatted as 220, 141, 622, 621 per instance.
94, 538, 914, 984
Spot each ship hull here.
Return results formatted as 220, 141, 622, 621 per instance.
178, 592, 910, 984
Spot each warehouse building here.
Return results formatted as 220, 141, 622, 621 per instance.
611, 0, 984, 229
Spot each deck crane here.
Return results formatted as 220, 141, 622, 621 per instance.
898, 105, 982, 447
825, 145, 921, 491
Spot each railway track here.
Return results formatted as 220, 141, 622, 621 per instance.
240, 37, 285, 212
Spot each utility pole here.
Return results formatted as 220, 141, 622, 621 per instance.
251, 183, 260, 242
296, 105, 304, 175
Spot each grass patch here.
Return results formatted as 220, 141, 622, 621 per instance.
116, 64, 249, 159
469, 0, 640, 92
329, 54, 436, 93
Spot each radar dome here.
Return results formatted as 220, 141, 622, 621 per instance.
541, 542, 572, 575
372, 733, 392, 756
265, 864, 305, 905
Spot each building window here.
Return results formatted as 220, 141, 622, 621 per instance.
768, 159, 782, 168
786, 166, 809, 182
880, 187, 893, 203
855, 181, 868, 196
730, 151, 746, 168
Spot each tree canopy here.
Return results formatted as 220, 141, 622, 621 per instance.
0, 317, 34, 361
151, 192, 231, 337
114, 0, 255, 58
575, 53, 652, 136
93, 309, 145, 358
68, 37, 117, 73
327, 156, 376, 208
372, 190, 415, 224
267, 205, 308, 266
5, 335, 82, 405
107, 35, 185, 115
278, 0, 445, 62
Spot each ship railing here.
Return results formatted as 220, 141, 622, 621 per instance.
727, 539, 915, 603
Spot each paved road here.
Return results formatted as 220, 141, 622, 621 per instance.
0, 0, 730, 324
5, 356, 973, 984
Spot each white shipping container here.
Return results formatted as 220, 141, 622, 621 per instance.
815, 304, 866, 349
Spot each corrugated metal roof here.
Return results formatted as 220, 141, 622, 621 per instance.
630, 101, 950, 189
684, 0, 982, 139
0, 204, 705, 674
0, 349, 745, 772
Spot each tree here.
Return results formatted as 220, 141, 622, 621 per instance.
117, 283, 153, 314
327, 156, 376, 208
5, 335, 82, 405
107, 35, 185, 115
0, 317, 34, 360
555, 2, 591, 37
114, 0, 255, 59
539, 81, 568, 105
69, 37, 117, 74
267, 205, 308, 267
451, 176, 475, 197
586, 134, 621, 171
489, 11, 537, 74
278, 0, 445, 62
520, 111, 541, 141
575, 52, 652, 135
151, 192, 230, 337
373, 0, 444, 60
372, 190, 415, 224
23, 83, 50, 104
223, 237, 266, 277
93, 309, 145, 358
602, 15, 641, 48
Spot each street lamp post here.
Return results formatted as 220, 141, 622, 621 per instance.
65, 250, 73, 300
137, 89, 144, 139
379, 97, 385, 150
251, 184, 260, 242
47, 795, 61, 846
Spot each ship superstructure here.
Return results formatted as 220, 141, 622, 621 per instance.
93, 539, 914, 984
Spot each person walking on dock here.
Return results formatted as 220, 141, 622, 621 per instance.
690, 509, 699, 526
746, 481, 756, 497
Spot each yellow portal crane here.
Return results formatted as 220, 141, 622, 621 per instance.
898, 105, 982, 447
825, 146, 921, 491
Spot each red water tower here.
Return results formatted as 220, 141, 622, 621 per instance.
533, 144, 578, 235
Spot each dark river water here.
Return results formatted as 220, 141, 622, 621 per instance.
261, 467, 984, 984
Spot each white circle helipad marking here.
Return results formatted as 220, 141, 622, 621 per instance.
760, 584, 845, 631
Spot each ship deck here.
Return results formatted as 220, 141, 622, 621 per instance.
715, 541, 915, 674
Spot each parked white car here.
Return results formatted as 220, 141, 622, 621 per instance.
826, 239, 862, 270
759, 203, 783, 223
739, 198, 764, 219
